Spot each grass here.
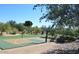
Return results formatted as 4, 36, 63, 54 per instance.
0, 34, 45, 50
0, 40, 16, 50
0, 34, 46, 40
0, 39, 45, 50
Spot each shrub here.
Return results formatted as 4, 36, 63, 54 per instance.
50, 37, 55, 42
63, 29, 75, 36
55, 35, 76, 43
49, 29, 55, 36
50, 34, 61, 42
10, 32, 16, 35
56, 36, 65, 43
65, 36, 76, 42
75, 29, 79, 37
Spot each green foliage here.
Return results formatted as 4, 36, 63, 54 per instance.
49, 29, 56, 36
49, 27, 76, 37
56, 35, 76, 43
25, 27, 32, 34
23, 21, 33, 34
34, 5, 79, 29
10, 28, 18, 34
63, 29, 75, 36
41, 26, 47, 34
56, 36, 65, 43
0, 23, 5, 32
49, 27, 64, 37
10, 32, 16, 35
0, 20, 33, 35
16, 23, 25, 31
8, 20, 16, 27
0, 22, 13, 35
32, 26, 42, 34
75, 29, 79, 37
49, 27, 77, 43
24, 21, 33, 27
34, 4, 79, 39
3, 23, 12, 33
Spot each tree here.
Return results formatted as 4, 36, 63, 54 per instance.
33, 4, 79, 42
41, 26, 49, 42
0, 23, 4, 35
3, 23, 12, 33
32, 26, 41, 34
41, 26, 47, 34
16, 23, 26, 39
0, 22, 12, 35
33, 4, 79, 29
16, 23, 25, 32
24, 21, 33, 27
24, 21, 33, 34
45, 28, 48, 42
8, 20, 16, 28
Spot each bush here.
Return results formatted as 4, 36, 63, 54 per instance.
55, 35, 76, 43
65, 36, 76, 42
49, 30, 55, 36
50, 37, 55, 42
50, 34, 61, 42
56, 36, 65, 43
10, 32, 16, 35
75, 29, 79, 37
63, 29, 75, 36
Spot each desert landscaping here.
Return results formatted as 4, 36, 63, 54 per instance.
0, 33, 79, 54
0, 4, 79, 54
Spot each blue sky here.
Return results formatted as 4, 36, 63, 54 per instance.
0, 4, 52, 27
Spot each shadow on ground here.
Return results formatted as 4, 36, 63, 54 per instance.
42, 49, 79, 54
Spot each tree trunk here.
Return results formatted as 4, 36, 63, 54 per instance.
45, 31, 48, 42
22, 34, 23, 39
0, 31, 3, 35
21, 31, 24, 39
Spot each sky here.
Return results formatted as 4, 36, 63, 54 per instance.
0, 4, 52, 27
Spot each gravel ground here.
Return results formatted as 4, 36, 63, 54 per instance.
43, 40, 79, 54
